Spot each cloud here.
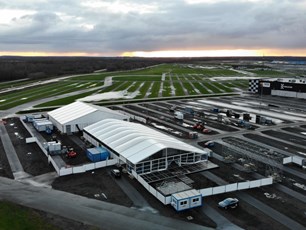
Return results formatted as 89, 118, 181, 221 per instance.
0, 0, 305, 55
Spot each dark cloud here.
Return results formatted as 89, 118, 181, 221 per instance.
0, 0, 306, 54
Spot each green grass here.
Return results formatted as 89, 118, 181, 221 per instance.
35, 82, 122, 107
127, 82, 142, 92
0, 201, 58, 230
193, 82, 210, 94
135, 82, 151, 99
212, 82, 233, 93
203, 82, 222, 93
0, 81, 104, 110
115, 81, 132, 91
148, 81, 161, 98
1, 64, 250, 110
172, 82, 184, 96
162, 81, 172, 97
0, 79, 37, 90
113, 76, 162, 81
182, 82, 198, 95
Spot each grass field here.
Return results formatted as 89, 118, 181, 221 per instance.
0, 201, 57, 230
0, 63, 273, 109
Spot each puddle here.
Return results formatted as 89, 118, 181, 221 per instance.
78, 91, 139, 102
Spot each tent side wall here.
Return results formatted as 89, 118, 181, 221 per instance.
49, 115, 64, 133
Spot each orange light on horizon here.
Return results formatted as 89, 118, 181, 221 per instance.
1, 49, 306, 58
121, 49, 262, 57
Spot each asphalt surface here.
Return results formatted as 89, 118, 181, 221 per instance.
201, 171, 305, 230
0, 177, 212, 230
0, 123, 27, 179
111, 172, 158, 214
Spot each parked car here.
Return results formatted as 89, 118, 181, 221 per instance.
111, 169, 121, 178
218, 198, 239, 209
204, 141, 215, 147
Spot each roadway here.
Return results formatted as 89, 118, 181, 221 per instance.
0, 177, 211, 230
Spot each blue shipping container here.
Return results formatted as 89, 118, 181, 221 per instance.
86, 147, 109, 162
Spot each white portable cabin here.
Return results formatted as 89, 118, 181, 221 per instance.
33, 119, 53, 132
171, 189, 202, 211
48, 101, 129, 133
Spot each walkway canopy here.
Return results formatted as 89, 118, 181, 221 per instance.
83, 119, 207, 164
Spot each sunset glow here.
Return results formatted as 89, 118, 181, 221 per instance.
122, 50, 261, 58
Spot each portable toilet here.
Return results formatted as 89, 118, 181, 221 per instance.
171, 189, 202, 211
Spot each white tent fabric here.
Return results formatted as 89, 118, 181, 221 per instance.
48, 101, 98, 124
48, 101, 126, 125
84, 119, 206, 164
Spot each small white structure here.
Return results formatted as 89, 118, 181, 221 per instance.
171, 189, 202, 211
33, 119, 53, 132
48, 101, 129, 133
174, 111, 184, 120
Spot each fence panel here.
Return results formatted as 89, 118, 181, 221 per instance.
226, 183, 238, 192
132, 170, 138, 179
60, 167, 73, 176
200, 188, 213, 197
165, 196, 172, 205
72, 165, 86, 174
238, 181, 250, 190
85, 163, 95, 171
250, 179, 261, 188
212, 185, 226, 195
149, 187, 157, 197
283, 157, 292, 164
157, 192, 166, 204
261, 177, 273, 186
292, 156, 303, 166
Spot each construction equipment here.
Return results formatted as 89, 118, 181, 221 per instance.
66, 147, 77, 158
193, 122, 211, 133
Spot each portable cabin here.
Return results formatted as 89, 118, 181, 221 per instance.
171, 189, 202, 211
86, 147, 109, 162
33, 119, 53, 132
25, 114, 42, 123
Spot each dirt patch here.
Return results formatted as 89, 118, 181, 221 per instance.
4, 117, 54, 176
52, 167, 133, 207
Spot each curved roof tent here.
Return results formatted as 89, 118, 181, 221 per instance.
84, 119, 207, 164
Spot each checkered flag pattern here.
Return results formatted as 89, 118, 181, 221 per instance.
249, 79, 259, 93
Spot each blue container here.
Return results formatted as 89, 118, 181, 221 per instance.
86, 147, 109, 162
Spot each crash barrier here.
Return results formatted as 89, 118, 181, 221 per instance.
283, 156, 305, 167
53, 158, 118, 176
132, 170, 273, 205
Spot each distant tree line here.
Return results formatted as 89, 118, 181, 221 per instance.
0, 56, 304, 82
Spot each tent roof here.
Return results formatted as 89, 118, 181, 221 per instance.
84, 119, 206, 164
48, 101, 125, 125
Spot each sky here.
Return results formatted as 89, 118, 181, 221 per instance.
0, 0, 306, 57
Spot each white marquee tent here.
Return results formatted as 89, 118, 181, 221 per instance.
83, 119, 207, 166
48, 101, 128, 133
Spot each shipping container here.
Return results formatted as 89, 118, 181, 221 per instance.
86, 147, 109, 162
